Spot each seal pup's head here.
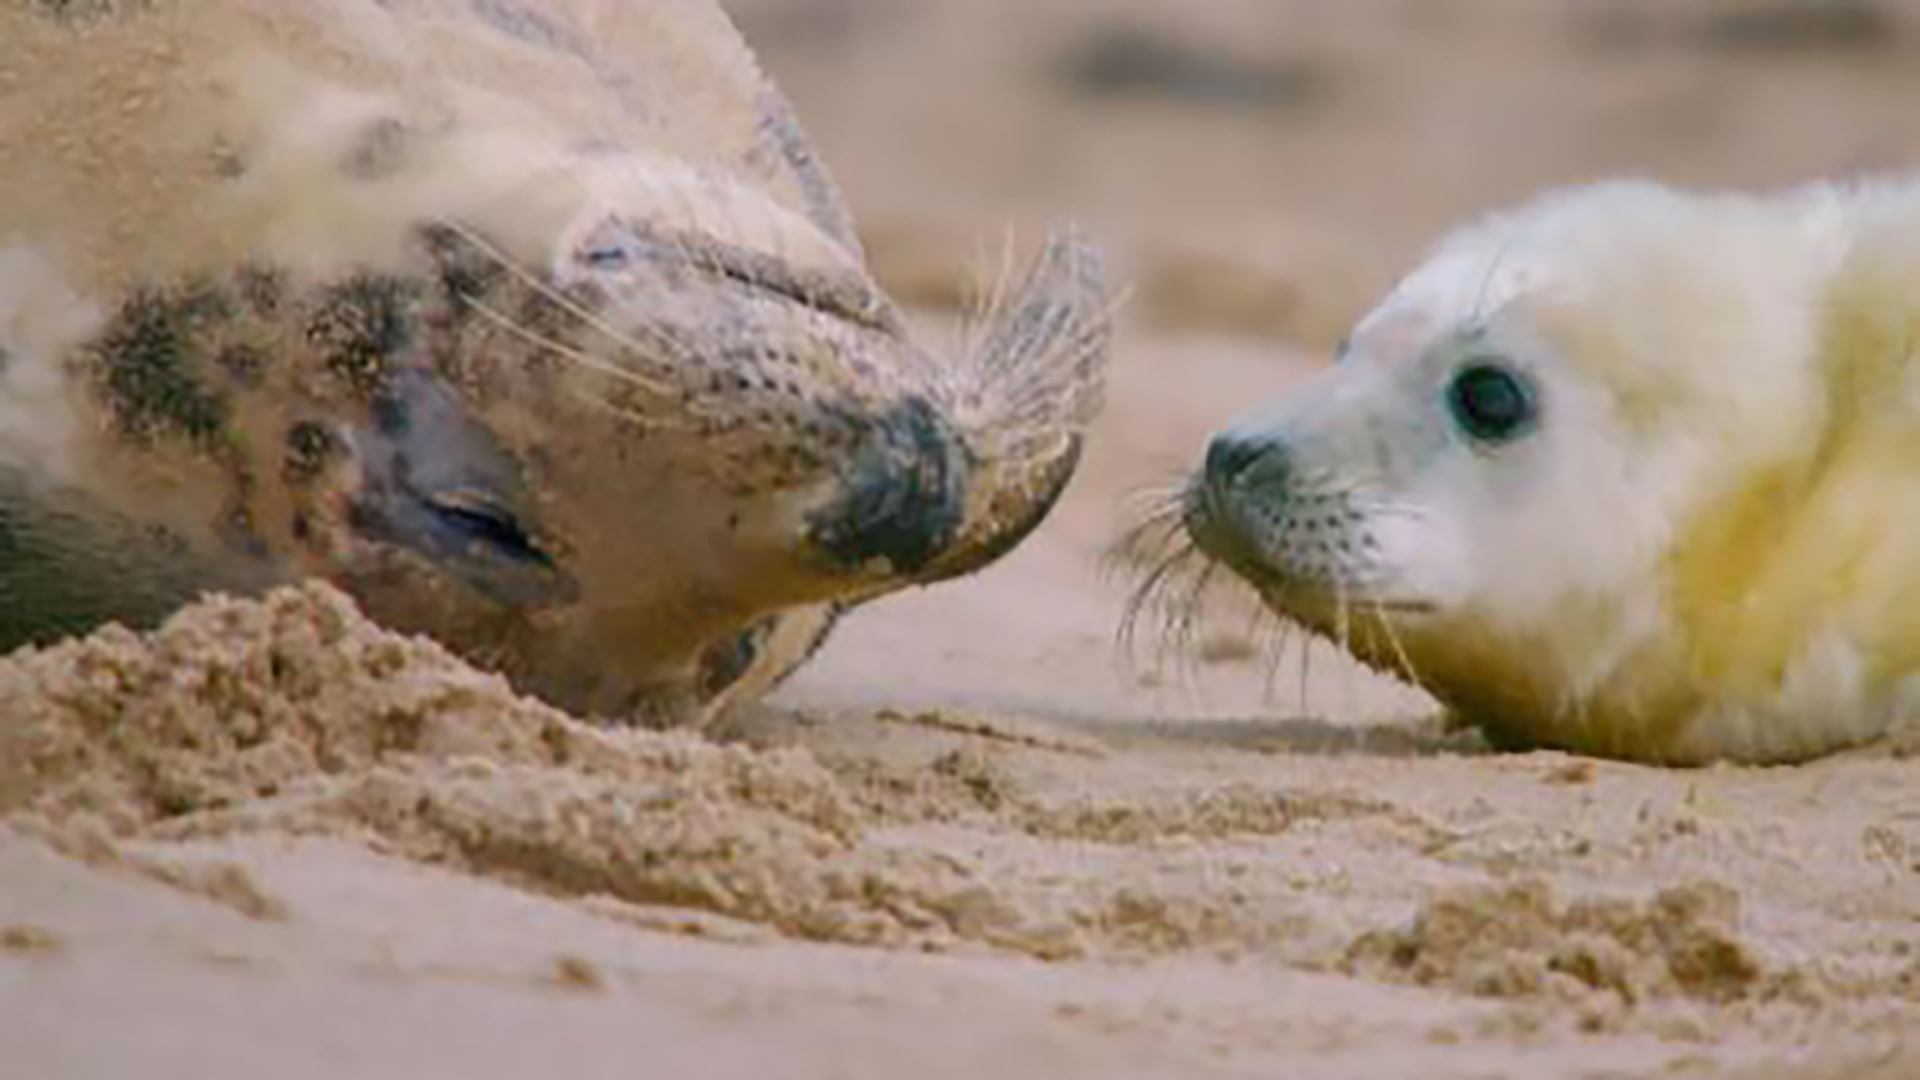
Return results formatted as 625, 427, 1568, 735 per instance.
1175, 179, 1920, 763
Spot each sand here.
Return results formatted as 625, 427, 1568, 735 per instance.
5, 582, 1917, 1080
7, 1, 1920, 1077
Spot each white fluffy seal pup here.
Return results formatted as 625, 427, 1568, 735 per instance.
0, 1, 1108, 725
1175, 177, 1920, 764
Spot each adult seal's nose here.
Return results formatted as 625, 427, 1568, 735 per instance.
1204, 433, 1287, 491
808, 395, 969, 577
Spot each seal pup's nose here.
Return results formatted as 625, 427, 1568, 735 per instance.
1204, 433, 1288, 491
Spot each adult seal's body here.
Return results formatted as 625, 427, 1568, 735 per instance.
0, 0, 1108, 724
1180, 178, 1920, 764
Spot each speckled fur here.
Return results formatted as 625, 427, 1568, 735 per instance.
0, 0, 1110, 723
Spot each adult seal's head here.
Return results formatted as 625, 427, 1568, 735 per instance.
1176, 178, 1920, 764
0, 0, 1109, 725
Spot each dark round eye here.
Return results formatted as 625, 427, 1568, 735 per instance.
1446, 362, 1538, 444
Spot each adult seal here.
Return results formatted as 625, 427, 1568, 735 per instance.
0, 0, 1109, 725
1178, 178, 1920, 764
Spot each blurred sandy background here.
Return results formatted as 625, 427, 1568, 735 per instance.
7, 3, 1920, 1079
736, 0, 1920, 341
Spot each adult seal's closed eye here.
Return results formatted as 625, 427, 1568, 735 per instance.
0, 0, 1110, 725
1172, 177, 1920, 764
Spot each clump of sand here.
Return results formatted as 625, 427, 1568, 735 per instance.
1346, 880, 1769, 1013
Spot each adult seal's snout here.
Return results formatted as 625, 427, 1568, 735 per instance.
809, 395, 969, 576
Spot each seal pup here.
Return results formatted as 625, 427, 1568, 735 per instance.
0, 0, 1109, 725
1167, 177, 1920, 764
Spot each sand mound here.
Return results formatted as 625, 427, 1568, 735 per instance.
0, 587, 1526, 971
0, 585, 1375, 963
0, 585, 1077, 954
6, 584, 1917, 1078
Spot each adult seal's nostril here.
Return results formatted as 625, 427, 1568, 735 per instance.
808, 395, 969, 577
1204, 434, 1286, 490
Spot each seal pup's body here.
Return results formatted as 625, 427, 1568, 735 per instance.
0, 0, 1108, 723
1183, 177, 1920, 764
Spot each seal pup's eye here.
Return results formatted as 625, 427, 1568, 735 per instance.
1446, 361, 1538, 444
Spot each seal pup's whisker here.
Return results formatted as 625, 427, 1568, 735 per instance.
1257, 611, 1298, 708
1466, 215, 1536, 329
1333, 577, 1360, 726
1116, 539, 1200, 667
1367, 597, 1429, 697
1170, 560, 1222, 683
1110, 479, 1202, 653
1295, 629, 1314, 720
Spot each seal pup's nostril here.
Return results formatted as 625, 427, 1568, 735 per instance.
1204, 434, 1286, 490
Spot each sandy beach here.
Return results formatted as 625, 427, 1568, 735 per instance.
6, 1, 1920, 1077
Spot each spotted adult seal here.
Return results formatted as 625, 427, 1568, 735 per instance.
0, 0, 1109, 724
1173, 178, 1920, 764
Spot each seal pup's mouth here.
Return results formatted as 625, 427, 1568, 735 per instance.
1114, 462, 1437, 695
1178, 433, 1439, 621
1115, 336, 1478, 701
